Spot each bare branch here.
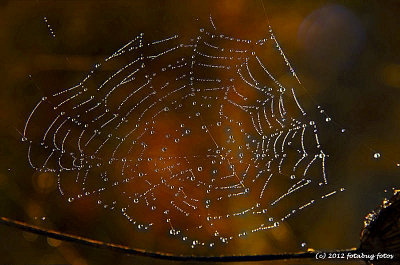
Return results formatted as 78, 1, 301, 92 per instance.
0, 216, 359, 262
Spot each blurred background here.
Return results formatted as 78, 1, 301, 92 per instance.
0, 0, 399, 264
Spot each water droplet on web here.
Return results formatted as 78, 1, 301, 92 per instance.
374, 153, 381, 159
325, 117, 331, 122
301, 242, 307, 248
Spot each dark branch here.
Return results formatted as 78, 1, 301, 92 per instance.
0, 216, 358, 262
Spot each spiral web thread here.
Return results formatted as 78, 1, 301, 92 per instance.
22, 16, 344, 248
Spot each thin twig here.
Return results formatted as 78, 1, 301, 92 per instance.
0, 216, 358, 262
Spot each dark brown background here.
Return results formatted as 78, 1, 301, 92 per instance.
0, 0, 399, 264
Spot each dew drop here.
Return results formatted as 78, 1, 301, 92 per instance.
373, 153, 381, 159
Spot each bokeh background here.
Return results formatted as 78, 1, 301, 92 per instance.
0, 0, 399, 264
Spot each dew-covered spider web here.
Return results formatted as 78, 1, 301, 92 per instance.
21, 15, 345, 249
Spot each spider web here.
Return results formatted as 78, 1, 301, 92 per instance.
21, 16, 344, 248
